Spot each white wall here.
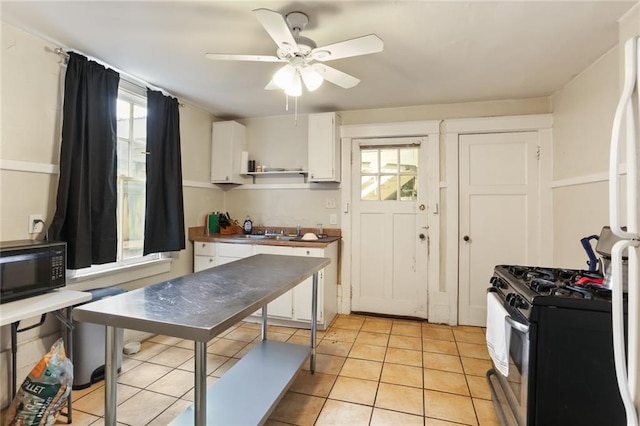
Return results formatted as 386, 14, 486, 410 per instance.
221, 114, 341, 229
0, 22, 222, 408
550, 46, 620, 268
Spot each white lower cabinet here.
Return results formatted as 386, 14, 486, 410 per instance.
194, 242, 217, 272
292, 247, 326, 322
192, 240, 338, 329
217, 242, 253, 265
254, 245, 294, 318
258, 242, 338, 329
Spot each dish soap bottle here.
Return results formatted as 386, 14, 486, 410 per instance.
243, 215, 253, 234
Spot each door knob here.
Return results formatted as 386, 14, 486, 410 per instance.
419, 233, 426, 240
463, 235, 470, 242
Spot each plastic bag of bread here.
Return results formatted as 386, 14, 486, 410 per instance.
4, 338, 73, 426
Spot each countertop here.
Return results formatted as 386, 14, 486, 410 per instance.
73, 254, 330, 342
189, 227, 341, 248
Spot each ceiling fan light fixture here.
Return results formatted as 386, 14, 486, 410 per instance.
300, 65, 323, 91
273, 64, 296, 90
284, 72, 302, 97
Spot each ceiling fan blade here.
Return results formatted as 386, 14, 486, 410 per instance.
312, 34, 383, 62
314, 64, 360, 89
253, 8, 298, 56
205, 53, 283, 62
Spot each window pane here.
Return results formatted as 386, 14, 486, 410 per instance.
117, 100, 131, 139
380, 175, 398, 200
117, 140, 129, 176
400, 175, 418, 200
361, 176, 379, 200
130, 143, 146, 179
380, 149, 398, 173
361, 150, 378, 173
121, 179, 145, 260
400, 148, 419, 172
133, 104, 147, 143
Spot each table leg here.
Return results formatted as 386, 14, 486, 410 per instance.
65, 308, 73, 424
194, 341, 207, 426
10, 322, 18, 398
261, 305, 268, 341
310, 272, 318, 373
104, 326, 118, 426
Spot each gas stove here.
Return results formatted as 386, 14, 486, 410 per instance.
490, 264, 614, 321
486, 264, 626, 425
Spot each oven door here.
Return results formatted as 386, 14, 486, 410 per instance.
488, 301, 530, 426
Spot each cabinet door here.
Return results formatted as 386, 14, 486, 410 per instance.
211, 121, 247, 184
255, 245, 294, 318
292, 247, 325, 322
308, 112, 341, 182
194, 255, 216, 272
194, 242, 216, 256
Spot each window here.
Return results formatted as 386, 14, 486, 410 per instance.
68, 87, 165, 278
360, 146, 419, 201
116, 91, 147, 259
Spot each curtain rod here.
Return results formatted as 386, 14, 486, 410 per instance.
53, 47, 185, 107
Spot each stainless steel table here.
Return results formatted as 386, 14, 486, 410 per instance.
73, 254, 329, 425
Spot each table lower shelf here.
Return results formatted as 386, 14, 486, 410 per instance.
170, 340, 310, 425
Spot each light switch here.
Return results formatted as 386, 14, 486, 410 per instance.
325, 198, 336, 209
329, 214, 337, 225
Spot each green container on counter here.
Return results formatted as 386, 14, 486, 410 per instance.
208, 213, 220, 234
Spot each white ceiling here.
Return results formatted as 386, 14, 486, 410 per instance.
1, 1, 636, 119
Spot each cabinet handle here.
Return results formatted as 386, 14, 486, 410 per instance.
209, 258, 213, 263
306, 250, 310, 255
202, 243, 206, 247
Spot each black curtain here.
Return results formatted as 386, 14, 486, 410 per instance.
49, 52, 120, 269
143, 89, 185, 255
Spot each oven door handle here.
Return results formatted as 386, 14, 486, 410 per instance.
505, 316, 529, 334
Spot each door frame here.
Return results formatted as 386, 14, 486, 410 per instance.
444, 114, 554, 325
340, 121, 441, 320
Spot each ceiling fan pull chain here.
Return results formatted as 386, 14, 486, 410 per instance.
285, 94, 289, 111
295, 96, 298, 125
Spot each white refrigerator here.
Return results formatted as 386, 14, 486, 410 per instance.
610, 36, 640, 426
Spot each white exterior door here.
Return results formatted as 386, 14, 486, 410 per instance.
351, 137, 429, 318
458, 131, 540, 326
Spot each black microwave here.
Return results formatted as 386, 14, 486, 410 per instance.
0, 240, 66, 304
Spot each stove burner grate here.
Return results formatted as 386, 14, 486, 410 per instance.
498, 265, 609, 300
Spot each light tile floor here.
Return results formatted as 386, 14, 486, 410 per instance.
57, 314, 499, 425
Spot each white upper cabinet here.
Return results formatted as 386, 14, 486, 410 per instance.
308, 112, 341, 182
211, 121, 249, 184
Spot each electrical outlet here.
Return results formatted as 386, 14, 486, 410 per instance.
28, 214, 44, 233
329, 213, 337, 225
325, 198, 336, 209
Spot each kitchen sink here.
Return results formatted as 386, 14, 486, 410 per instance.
264, 235, 297, 241
230, 234, 268, 240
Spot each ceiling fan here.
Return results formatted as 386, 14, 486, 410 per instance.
205, 8, 384, 96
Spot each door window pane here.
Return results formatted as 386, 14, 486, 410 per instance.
400, 175, 417, 200
361, 150, 378, 173
400, 148, 419, 172
380, 149, 398, 173
361, 176, 379, 200
381, 175, 398, 200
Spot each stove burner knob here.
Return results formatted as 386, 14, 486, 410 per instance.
490, 276, 508, 289
515, 296, 528, 309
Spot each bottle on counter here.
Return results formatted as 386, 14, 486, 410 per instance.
243, 215, 253, 234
